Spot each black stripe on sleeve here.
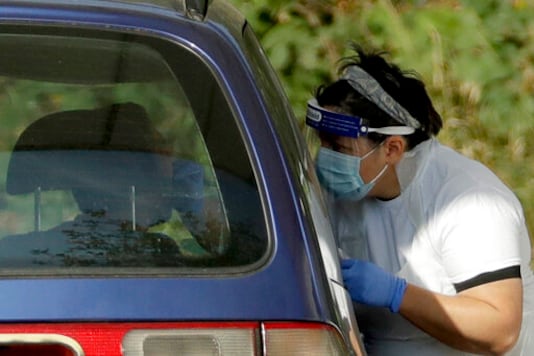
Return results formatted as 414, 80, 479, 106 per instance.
454, 265, 521, 293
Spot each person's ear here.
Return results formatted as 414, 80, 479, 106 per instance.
383, 136, 407, 164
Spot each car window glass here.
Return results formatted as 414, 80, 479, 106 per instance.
0, 32, 266, 274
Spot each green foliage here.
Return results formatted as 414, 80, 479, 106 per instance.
232, 0, 534, 263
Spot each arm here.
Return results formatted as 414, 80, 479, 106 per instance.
342, 259, 522, 355
403, 191, 526, 354
400, 278, 522, 355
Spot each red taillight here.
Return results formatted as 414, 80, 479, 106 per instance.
0, 323, 132, 355
0, 322, 349, 355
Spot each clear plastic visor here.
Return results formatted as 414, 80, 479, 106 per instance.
304, 98, 415, 160
304, 126, 373, 162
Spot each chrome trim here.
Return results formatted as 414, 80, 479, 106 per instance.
0, 334, 84, 355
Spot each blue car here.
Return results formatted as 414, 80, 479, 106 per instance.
0, 0, 365, 355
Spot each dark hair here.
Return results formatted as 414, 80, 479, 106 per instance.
315, 44, 442, 149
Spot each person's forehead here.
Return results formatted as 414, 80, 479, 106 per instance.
319, 131, 370, 146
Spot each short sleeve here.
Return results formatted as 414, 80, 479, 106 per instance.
432, 188, 523, 284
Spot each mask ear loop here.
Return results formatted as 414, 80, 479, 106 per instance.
368, 163, 388, 186
360, 139, 385, 160
361, 140, 388, 186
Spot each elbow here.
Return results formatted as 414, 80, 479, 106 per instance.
486, 325, 520, 356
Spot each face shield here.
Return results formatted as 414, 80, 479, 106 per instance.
305, 63, 423, 157
304, 99, 417, 201
304, 98, 416, 160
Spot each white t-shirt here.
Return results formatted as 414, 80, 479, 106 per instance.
333, 138, 534, 355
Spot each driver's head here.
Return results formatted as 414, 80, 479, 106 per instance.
65, 102, 173, 228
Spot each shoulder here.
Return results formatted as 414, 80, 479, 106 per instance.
420, 140, 519, 211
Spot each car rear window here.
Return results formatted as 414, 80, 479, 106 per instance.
0, 30, 267, 274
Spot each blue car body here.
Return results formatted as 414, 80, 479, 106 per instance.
0, 1, 365, 354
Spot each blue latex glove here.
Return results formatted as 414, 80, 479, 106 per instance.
341, 259, 407, 313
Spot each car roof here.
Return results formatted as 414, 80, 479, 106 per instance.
2, 0, 244, 23
6, 0, 184, 12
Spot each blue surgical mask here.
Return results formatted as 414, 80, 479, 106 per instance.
315, 146, 387, 201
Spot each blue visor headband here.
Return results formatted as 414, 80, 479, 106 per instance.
306, 99, 415, 138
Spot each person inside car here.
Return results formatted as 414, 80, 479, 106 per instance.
306, 45, 534, 355
0, 103, 182, 266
